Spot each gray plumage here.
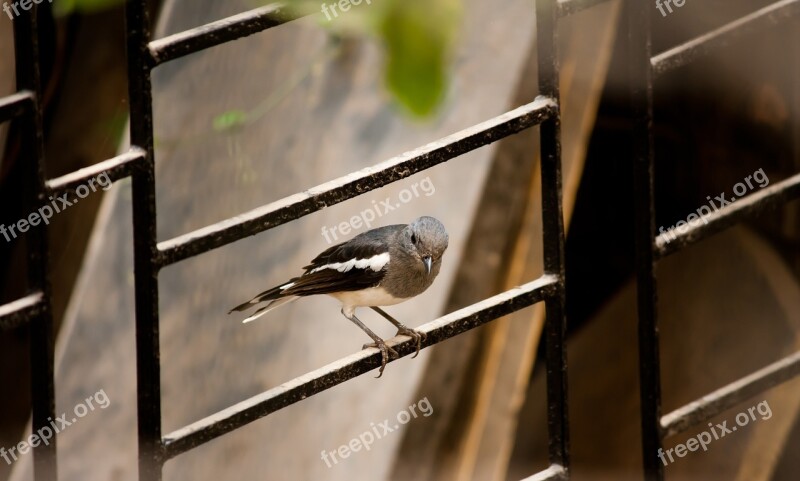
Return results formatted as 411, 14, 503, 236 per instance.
229, 216, 449, 377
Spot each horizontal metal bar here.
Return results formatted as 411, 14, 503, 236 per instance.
148, 3, 303, 66
162, 274, 559, 458
157, 96, 558, 267
656, 171, 800, 258
519, 464, 566, 481
558, 0, 611, 16
661, 350, 800, 438
652, 0, 800, 76
0, 90, 34, 123
0, 292, 43, 331
45, 148, 146, 195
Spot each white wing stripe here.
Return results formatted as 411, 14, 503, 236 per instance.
309, 252, 390, 274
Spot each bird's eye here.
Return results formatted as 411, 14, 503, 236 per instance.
411, 233, 417, 244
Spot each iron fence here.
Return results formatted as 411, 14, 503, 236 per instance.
0, 0, 798, 480
629, 1, 800, 480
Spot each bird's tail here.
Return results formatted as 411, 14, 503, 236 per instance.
241, 296, 299, 323
228, 279, 299, 322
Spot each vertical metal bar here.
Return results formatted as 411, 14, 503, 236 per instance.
536, 0, 570, 472
793, 18, 800, 177
14, 5, 58, 481
124, 0, 164, 479
627, 1, 663, 480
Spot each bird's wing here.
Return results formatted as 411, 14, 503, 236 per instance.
229, 224, 404, 312
302, 224, 404, 271
280, 224, 404, 297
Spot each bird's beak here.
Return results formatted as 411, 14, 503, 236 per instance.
423, 256, 432, 275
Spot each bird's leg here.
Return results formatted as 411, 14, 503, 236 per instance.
341, 309, 398, 378
370, 307, 427, 358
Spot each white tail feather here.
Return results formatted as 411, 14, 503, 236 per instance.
242, 296, 299, 323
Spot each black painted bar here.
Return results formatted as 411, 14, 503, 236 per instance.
557, 0, 612, 17
14, 5, 58, 481
661, 351, 800, 438
156, 98, 558, 267
656, 172, 800, 258
537, 0, 570, 474
0, 292, 43, 331
651, 0, 800, 76
148, 3, 304, 66
519, 464, 567, 481
0, 90, 34, 123
125, 0, 165, 479
162, 276, 559, 459
46, 148, 146, 196
627, 1, 663, 480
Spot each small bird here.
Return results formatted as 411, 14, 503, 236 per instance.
229, 216, 449, 377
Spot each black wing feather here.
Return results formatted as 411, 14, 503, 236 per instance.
229, 224, 403, 313
302, 224, 403, 271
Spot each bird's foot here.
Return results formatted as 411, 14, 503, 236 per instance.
362, 339, 400, 378
395, 326, 427, 358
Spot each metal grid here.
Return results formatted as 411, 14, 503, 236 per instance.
628, 0, 800, 480
3, 0, 798, 480
127, 0, 570, 478
1, 8, 57, 481
0, 0, 573, 480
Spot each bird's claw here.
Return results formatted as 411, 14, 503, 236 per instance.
396, 326, 426, 358
362, 340, 400, 378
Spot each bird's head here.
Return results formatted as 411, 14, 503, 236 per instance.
400, 216, 449, 275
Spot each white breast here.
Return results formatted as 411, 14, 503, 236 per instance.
331, 287, 407, 316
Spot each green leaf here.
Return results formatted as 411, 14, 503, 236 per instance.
378, 0, 461, 117
53, 0, 127, 16
213, 110, 250, 132
283, 0, 462, 118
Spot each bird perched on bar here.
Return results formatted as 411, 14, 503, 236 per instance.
229, 216, 449, 377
